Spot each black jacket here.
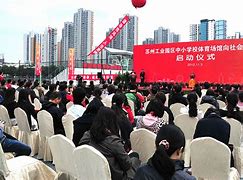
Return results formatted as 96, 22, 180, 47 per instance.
219, 109, 243, 123
79, 131, 140, 180
17, 101, 37, 129
169, 93, 188, 107
2, 101, 17, 119
41, 101, 65, 135
164, 106, 174, 125
193, 113, 230, 145
72, 113, 95, 146
134, 159, 196, 180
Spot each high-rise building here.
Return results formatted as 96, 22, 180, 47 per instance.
57, 41, 62, 66
215, 20, 227, 40
73, 8, 94, 66
154, 27, 169, 44
153, 27, 180, 44
189, 24, 199, 41
142, 38, 154, 45
23, 32, 42, 65
42, 27, 57, 66
199, 19, 215, 41
169, 32, 180, 43
61, 22, 74, 66
107, 15, 138, 52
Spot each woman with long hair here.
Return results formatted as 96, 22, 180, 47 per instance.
17, 89, 38, 130
111, 93, 133, 152
79, 107, 140, 180
180, 92, 203, 119
134, 125, 196, 180
220, 92, 242, 123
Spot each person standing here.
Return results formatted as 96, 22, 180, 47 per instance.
140, 69, 145, 85
130, 70, 137, 84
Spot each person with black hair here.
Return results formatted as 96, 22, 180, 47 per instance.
89, 87, 104, 107
106, 84, 116, 101
219, 92, 242, 123
111, 93, 133, 152
125, 84, 142, 115
194, 107, 233, 167
66, 87, 86, 119
180, 92, 203, 119
17, 89, 38, 130
155, 92, 174, 124
2, 88, 17, 121
79, 107, 141, 180
44, 84, 57, 101
41, 91, 65, 135
238, 91, 243, 111
136, 98, 165, 134
194, 107, 230, 146
134, 125, 196, 180
200, 89, 219, 109
72, 96, 104, 146
168, 84, 188, 107
147, 84, 159, 101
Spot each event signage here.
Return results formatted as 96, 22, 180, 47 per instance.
68, 48, 75, 80
134, 39, 243, 84
87, 15, 130, 56
35, 43, 41, 76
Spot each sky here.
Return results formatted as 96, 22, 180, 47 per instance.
0, 0, 243, 63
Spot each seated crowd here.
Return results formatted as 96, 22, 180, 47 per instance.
0, 78, 242, 179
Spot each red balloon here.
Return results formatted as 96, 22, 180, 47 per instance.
131, 0, 146, 8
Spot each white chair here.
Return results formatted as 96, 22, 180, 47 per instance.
223, 117, 243, 177
34, 98, 42, 111
33, 88, 40, 97
128, 99, 135, 117
73, 145, 111, 180
0, 105, 18, 138
170, 103, 186, 118
217, 100, 226, 109
37, 110, 54, 161
130, 128, 156, 164
14, 107, 39, 156
62, 114, 75, 140
198, 103, 213, 114
162, 111, 169, 124
66, 101, 74, 110
49, 135, 76, 179
14, 90, 19, 102
144, 101, 150, 111
191, 137, 239, 180
165, 93, 169, 107
174, 114, 198, 167
0, 144, 56, 179
102, 98, 112, 108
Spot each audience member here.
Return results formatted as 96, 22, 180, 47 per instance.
66, 87, 86, 119
41, 91, 65, 135
2, 88, 17, 122
134, 124, 196, 180
168, 84, 188, 107
200, 89, 219, 109
79, 107, 141, 180
219, 92, 242, 123
155, 91, 174, 124
44, 84, 56, 101
17, 89, 38, 130
0, 126, 31, 156
112, 93, 133, 152
137, 98, 165, 134
72, 98, 104, 146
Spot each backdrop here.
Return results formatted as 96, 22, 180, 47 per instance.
134, 39, 243, 84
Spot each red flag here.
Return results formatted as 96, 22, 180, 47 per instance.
88, 15, 130, 56
68, 48, 75, 80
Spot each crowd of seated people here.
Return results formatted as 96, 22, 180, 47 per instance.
0, 77, 242, 179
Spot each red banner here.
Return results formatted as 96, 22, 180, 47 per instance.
68, 48, 75, 80
88, 15, 130, 56
35, 43, 41, 76
73, 74, 117, 81
134, 39, 243, 84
